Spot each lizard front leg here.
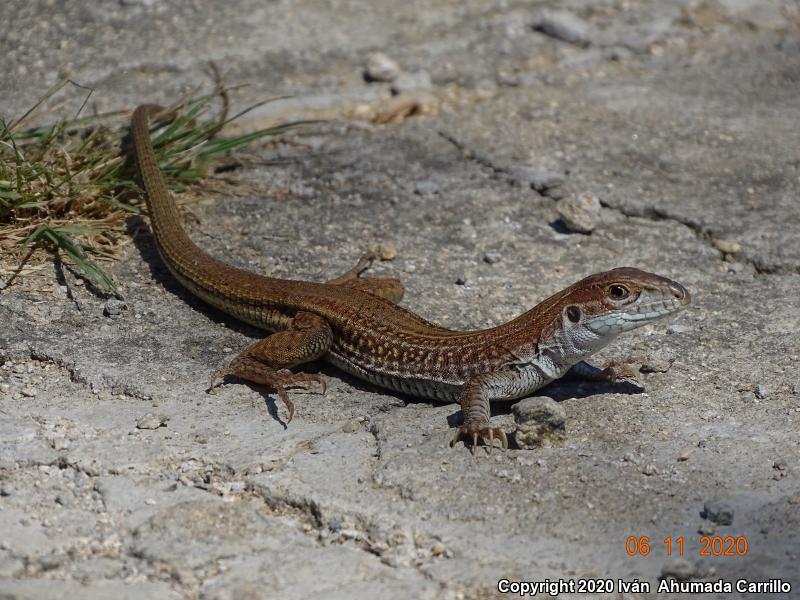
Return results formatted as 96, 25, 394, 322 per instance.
209, 311, 332, 422
450, 366, 552, 452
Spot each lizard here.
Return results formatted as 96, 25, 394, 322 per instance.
131, 104, 691, 451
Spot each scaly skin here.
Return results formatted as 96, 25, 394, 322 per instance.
131, 104, 691, 451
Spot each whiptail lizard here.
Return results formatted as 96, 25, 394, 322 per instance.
131, 104, 690, 451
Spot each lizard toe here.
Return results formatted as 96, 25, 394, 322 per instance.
450, 424, 508, 453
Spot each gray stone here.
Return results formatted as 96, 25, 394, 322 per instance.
506, 166, 565, 193
135, 412, 169, 429
104, 298, 127, 317
413, 179, 439, 195
754, 383, 768, 399
667, 324, 691, 335
642, 464, 659, 476
703, 500, 734, 525
391, 70, 432, 95
661, 558, 697, 582
640, 355, 674, 373
532, 11, 592, 47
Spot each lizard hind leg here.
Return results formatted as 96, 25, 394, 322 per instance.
327, 252, 405, 302
208, 311, 333, 423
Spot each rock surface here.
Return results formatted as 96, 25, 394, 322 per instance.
1, 1, 799, 598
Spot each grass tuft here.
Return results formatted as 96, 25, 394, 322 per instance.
0, 82, 303, 296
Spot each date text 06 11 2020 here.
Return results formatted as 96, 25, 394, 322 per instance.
625, 534, 748, 558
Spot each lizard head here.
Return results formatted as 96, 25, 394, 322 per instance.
535, 267, 691, 357
571, 267, 690, 336
559, 267, 691, 345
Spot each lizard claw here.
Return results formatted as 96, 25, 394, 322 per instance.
450, 424, 508, 453
208, 368, 229, 394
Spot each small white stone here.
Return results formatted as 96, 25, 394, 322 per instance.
364, 52, 400, 82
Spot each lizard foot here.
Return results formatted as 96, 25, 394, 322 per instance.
207, 367, 296, 423
450, 423, 508, 454
274, 369, 327, 395
599, 356, 644, 383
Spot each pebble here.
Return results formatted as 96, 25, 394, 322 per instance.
13, 364, 27, 374
39, 554, 62, 571
772, 460, 788, 480
532, 11, 592, 47
341, 419, 360, 433
642, 464, 659, 476
136, 413, 169, 430
103, 298, 127, 317
369, 242, 397, 261
414, 180, 439, 195
364, 52, 400, 82
711, 238, 741, 255
482, 252, 502, 265
677, 452, 690, 462
55, 494, 74, 508
702, 500, 734, 525
697, 521, 716, 535
507, 166, 565, 194
0, 383, 10, 394
556, 192, 601, 234
454, 276, 467, 286
640, 356, 674, 373
496, 70, 521, 87
530, 168, 565, 193
667, 324, 691, 335
661, 558, 696, 581
512, 397, 566, 449
754, 383, 768, 399
391, 70, 432, 95
21, 387, 37, 398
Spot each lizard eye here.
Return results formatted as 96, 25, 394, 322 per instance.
566, 305, 581, 323
608, 284, 630, 300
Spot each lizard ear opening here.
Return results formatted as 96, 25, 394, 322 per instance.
565, 305, 581, 323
